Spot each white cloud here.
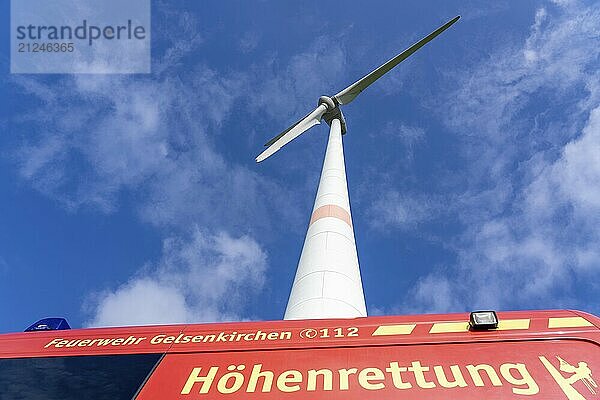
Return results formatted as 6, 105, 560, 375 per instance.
86, 229, 267, 327
88, 279, 191, 327
377, 122, 425, 161
8, 11, 342, 326
407, 274, 465, 314
248, 36, 347, 122
367, 190, 437, 231
152, 8, 204, 75
11, 67, 280, 324
0, 257, 8, 274
399, 2, 600, 313
550, 108, 600, 213
390, 123, 426, 143
362, 122, 432, 231
10, 65, 301, 232
239, 31, 261, 53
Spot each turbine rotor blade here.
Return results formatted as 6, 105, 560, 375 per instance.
263, 109, 315, 147
334, 15, 460, 105
256, 104, 328, 162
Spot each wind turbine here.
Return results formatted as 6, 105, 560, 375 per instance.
257, 16, 460, 320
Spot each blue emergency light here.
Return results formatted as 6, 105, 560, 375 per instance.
25, 317, 71, 332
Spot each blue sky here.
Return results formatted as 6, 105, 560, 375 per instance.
1, 0, 599, 333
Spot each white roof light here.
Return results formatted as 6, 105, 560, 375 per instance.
469, 311, 499, 330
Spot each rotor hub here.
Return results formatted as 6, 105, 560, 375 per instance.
318, 96, 337, 110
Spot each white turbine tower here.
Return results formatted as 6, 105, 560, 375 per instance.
257, 16, 460, 320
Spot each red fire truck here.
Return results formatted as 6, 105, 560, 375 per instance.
0, 309, 598, 399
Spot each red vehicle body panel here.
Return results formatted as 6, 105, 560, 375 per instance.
1, 309, 599, 399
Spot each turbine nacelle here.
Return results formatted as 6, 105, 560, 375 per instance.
319, 96, 347, 135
